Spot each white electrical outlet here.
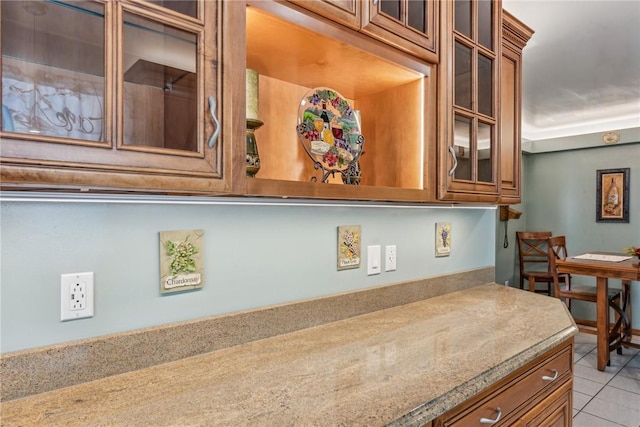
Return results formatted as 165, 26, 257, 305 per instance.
385, 245, 397, 271
70, 282, 87, 310
61, 272, 94, 321
367, 245, 381, 275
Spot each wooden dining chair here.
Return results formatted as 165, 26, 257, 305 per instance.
548, 235, 628, 353
516, 231, 558, 294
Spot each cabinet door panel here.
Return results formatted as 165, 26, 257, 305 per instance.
453, 115, 472, 181
477, 0, 494, 49
121, 10, 198, 152
477, 121, 493, 183
1, 0, 235, 194
516, 380, 572, 427
1, 1, 107, 142
380, 0, 401, 20
439, 0, 499, 202
362, 0, 437, 62
500, 49, 519, 201
498, 11, 533, 204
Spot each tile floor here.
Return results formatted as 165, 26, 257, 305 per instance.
572, 332, 640, 427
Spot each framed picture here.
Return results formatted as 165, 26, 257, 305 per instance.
337, 225, 361, 270
435, 222, 451, 257
159, 229, 204, 294
596, 168, 630, 223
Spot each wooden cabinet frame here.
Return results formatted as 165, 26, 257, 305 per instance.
437, 0, 501, 203
499, 10, 533, 204
1, 0, 244, 195
1, 0, 530, 204
433, 339, 574, 427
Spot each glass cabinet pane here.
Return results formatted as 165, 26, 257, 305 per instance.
477, 0, 493, 50
453, 115, 471, 181
146, 1, 197, 18
1, 0, 105, 140
407, 1, 427, 33
454, 0, 471, 37
477, 121, 492, 182
380, 0, 401, 21
477, 53, 493, 116
122, 12, 197, 152
454, 41, 472, 109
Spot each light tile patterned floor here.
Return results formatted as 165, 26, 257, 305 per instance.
572, 332, 640, 427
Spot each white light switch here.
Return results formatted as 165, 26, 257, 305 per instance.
367, 245, 381, 275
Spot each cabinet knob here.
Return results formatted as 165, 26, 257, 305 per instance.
373, 0, 379, 5
207, 96, 220, 149
480, 407, 502, 424
448, 146, 458, 176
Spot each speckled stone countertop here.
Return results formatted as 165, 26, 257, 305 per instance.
0, 284, 577, 426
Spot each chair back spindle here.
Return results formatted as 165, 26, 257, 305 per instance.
516, 231, 553, 294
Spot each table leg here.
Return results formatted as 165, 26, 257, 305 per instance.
622, 280, 638, 349
597, 276, 609, 371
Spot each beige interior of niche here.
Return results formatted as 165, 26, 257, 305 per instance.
246, 6, 426, 188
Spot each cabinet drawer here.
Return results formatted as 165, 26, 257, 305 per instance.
441, 345, 572, 427
517, 379, 573, 427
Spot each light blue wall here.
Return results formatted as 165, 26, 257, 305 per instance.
497, 142, 640, 327
0, 197, 496, 353
524, 144, 639, 251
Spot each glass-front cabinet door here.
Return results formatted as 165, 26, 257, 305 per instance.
1, 0, 235, 195
362, 0, 438, 62
438, 0, 500, 202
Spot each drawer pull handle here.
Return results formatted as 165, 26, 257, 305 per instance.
480, 407, 502, 424
542, 369, 559, 381
207, 96, 220, 149
448, 146, 458, 176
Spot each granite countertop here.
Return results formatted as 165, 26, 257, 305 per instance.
0, 284, 577, 426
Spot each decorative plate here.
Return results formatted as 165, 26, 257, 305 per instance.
296, 87, 364, 183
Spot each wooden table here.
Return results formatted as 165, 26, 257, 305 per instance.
556, 253, 639, 371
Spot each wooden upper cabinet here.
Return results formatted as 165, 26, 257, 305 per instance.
499, 10, 533, 204
2, 0, 531, 204
0, 0, 241, 195
437, 0, 501, 202
362, 0, 438, 62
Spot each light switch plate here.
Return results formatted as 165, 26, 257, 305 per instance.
367, 245, 381, 275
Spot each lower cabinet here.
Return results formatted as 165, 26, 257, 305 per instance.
516, 380, 572, 427
431, 339, 573, 427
